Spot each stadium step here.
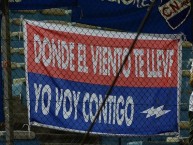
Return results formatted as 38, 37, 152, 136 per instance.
35, 132, 100, 144
11, 47, 24, 54
41, 143, 100, 145
14, 10, 37, 14
167, 137, 189, 145
180, 121, 189, 130
0, 139, 40, 145
144, 142, 180, 145
127, 141, 180, 145
41, 9, 71, 16
0, 130, 35, 140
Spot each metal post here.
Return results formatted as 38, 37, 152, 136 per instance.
1, 0, 14, 145
191, 0, 193, 44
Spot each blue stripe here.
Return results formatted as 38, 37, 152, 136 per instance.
28, 73, 178, 135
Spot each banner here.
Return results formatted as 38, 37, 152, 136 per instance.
24, 20, 181, 135
9, 0, 77, 10
72, 0, 192, 42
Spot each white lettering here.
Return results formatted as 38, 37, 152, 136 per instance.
34, 34, 42, 64
73, 91, 81, 120
41, 85, 51, 115
63, 89, 73, 119
42, 37, 52, 67
55, 88, 63, 116
78, 43, 88, 73
125, 96, 134, 126
34, 83, 42, 113
82, 93, 90, 122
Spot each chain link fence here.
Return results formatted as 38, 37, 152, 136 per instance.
1, 1, 193, 145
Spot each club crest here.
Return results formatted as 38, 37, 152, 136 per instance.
158, 0, 191, 30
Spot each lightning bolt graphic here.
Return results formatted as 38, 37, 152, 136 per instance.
141, 105, 171, 118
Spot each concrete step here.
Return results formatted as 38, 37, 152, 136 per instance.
13, 78, 26, 85
180, 121, 189, 130
128, 141, 180, 145
0, 139, 40, 145
14, 10, 37, 14
167, 137, 188, 145
11, 47, 24, 54
10, 32, 23, 39
36, 133, 99, 144
11, 62, 25, 69
0, 130, 35, 140
41, 143, 99, 145
41, 9, 71, 16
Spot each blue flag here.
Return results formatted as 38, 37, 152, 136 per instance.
72, 0, 192, 41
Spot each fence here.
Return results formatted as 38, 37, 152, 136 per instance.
1, 1, 193, 145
